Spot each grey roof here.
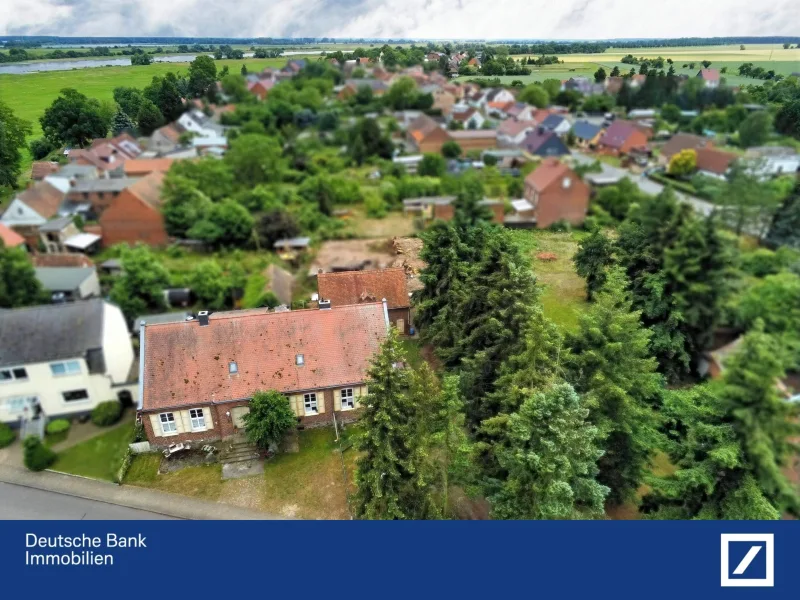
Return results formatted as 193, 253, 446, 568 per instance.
541, 114, 567, 130
39, 216, 75, 232
273, 237, 311, 249
0, 299, 105, 367
132, 312, 191, 334
101, 258, 122, 269
34, 267, 95, 291
572, 120, 602, 141
58, 164, 98, 180
402, 196, 456, 206
70, 178, 139, 193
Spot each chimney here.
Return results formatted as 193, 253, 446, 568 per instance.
319, 299, 331, 310
382, 297, 390, 328
198, 311, 209, 326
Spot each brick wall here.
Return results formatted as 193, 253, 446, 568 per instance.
99, 190, 168, 247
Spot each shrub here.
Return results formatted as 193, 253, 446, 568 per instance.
0, 423, 15, 448
364, 190, 388, 218
45, 419, 71, 435
92, 401, 123, 427
242, 390, 297, 450
23, 436, 57, 471
548, 219, 572, 232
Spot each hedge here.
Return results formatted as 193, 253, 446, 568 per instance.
46, 419, 71, 435
23, 436, 56, 471
91, 401, 123, 427
0, 423, 15, 448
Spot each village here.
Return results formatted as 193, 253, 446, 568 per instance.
1, 37, 800, 521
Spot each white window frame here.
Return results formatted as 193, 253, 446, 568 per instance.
229, 362, 238, 374
49, 360, 81, 376
296, 354, 305, 366
62, 389, 89, 403
2, 395, 36, 414
340, 388, 355, 410
189, 408, 206, 431
303, 393, 318, 415
0, 367, 28, 382
160, 412, 177, 434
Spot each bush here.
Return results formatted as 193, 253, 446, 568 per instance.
242, 390, 297, 450
0, 423, 15, 448
45, 419, 71, 435
548, 219, 572, 232
91, 401, 123, 427
364, 190, 388, 218
23, 436, 57, 471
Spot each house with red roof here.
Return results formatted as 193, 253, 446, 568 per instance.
498, 119, 537, 146
697, 69, 721, 88
597, 120, 649, 156
99, 172, 168, 247
138, 302, 389, 446
317, 268, 411, 334
523, 158, 590, 228
695, 147, 738, 179
0, 223, 25, 249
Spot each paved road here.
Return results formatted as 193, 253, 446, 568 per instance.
0, 482, 175, 520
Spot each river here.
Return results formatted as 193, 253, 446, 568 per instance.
0, 50, 343, 75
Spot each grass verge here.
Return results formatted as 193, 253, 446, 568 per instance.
51, 422, 135, 481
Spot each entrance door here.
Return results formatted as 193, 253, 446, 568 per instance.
231, 406, 250, 430
396, 318, 405, 334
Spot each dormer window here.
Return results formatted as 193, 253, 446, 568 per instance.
229, 361, 238, 374
562, 177, 572, 189
296, 354, 305, 366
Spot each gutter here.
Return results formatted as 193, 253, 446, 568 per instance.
137, 321, 145, 411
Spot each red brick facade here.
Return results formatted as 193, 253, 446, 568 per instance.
99, 189, 168, 247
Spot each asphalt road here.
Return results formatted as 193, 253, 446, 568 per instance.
0, 483, 175, 520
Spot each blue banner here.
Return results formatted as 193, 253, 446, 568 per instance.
0, 520, 796, 598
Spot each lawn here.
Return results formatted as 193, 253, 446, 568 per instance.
125, 427, 360, 519
517, 230, 589, 332
51, 421, 136, 482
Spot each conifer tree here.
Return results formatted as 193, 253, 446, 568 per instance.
487, 383, 609, 519
645, 324, 800, 519
112, 109, 136, 136
574, 228, 615, 301
566, 268, 664, 505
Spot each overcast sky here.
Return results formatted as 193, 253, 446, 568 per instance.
2, 0, 798, 39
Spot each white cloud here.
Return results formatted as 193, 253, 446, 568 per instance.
1, 0, 797, 38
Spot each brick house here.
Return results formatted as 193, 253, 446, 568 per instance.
523, 158, 590, 228
138, 303, 389, 447
407, 114, 453, 153
317, 268, 411, 334
99, 172, 167, 247
0, 181, 67, 248
597, 120, 649, 156
449, 129, 498, 151
659, 132, 713, 166
65, 178, 139, 218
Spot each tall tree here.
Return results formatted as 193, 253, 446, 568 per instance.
0, 244, 43, 308
189, 260, 229, 309
566, 268, 664, 504
645, 325, 800, 519
109, 245, 170, 321
112, 109, 136, 136
574, 228, 615, 301
136, 99, 165, 136
40, 88, 109, 147
486, 383, 609, 519
224, 134, 284, 186
765, 181, 800, 249
0, 100, 32, 188
188, 55, 218, 98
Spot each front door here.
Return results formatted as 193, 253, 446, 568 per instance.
231, 406, 250, 430
396, 318, 405, 334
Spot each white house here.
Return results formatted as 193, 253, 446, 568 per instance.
0, 299, 136, 425
177, 109, 224, 139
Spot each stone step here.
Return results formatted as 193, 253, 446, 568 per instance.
223, 454, 261, 465
223, 449, 260, 460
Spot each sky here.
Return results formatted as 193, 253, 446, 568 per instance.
1, 0, 799, 40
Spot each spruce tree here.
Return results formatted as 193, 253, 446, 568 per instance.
645, 324, 800, 519
487, 383, 609, 519
574, 228, 615, 301
566, 268, 664, 504
766, 182, 800, 250
112, 109, 136, 136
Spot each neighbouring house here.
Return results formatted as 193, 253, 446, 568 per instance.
317, 268, 412, 334
449, 129, 497, 151
123, 158, 175, 178
99, 172, 168, 247
402, 196, 456, 221
504, 102, 536, 121
338, 79, 389, 100
38, 216, 80, 253
628, 109, 658, 119
604, 77, 625, 94
30, 161, 60, 181
520, 128, 571, 157
695, 147, 738, 179
597, 120, 649, 156
131, 312, 191, 335
248, 78, 275, 100
0, 299, 136, 426
563, 77, 604, 96
57, 164, 99, 181
0, 223, 25, 249
497, 119, 537, 147
0, 180, 67, 247
450, 106, 486, 130
138, 302, 389, 447
192, 135, 228, 155
697, 69, 721, 88
540, 114, 572, 136
407, 114, 452, 154
67, 133, 142, 175
64, 177, 139, 218
32, 253, 94, 268
571, 121, 604, 148
148, 124, 183, 155
177, 109, 224, 138
35, 266, 101, 302
480, 88, 515, 109
392, 154, 425, 174
659, 132, 713, 165
432, 89, 457, 115
523, 158, 590, 229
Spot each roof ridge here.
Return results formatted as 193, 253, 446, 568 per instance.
317, 267, 406, 277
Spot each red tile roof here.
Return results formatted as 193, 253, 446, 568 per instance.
0, 223, 25, 248
661, 133, 712, 159
124, 158, 175, 177
524, 158, 571, 193
599, 120, 639, 149
32, 253, 94, 268
31, 161, 60, 180
695, 147, 737, 175
498, 119, 536, 137
698, 69, 720, 82
317, 268, 410, 310
141, 303, 388, 410
15, 181, 65, 219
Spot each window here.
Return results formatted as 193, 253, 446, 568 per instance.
304, 393, 318, 415
160, 413, 177, 434
1, 367, 28, 382
62, 389, 89, 402
189, 408, 206, 431
341, 388, 355, 410
296, 354, 305, 366
2, 395, 36, 414
229, 362, 238, 374
50, 360, 81, 376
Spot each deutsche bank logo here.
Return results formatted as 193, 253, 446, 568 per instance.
720, 534, 774, 587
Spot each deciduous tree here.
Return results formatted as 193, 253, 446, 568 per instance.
242, 390, 297, 451
0, 100, 32, 188
574, 228, 615, 301
40, 88, 110, 147
0, 244, 43, 308
109, 245, 170, 321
